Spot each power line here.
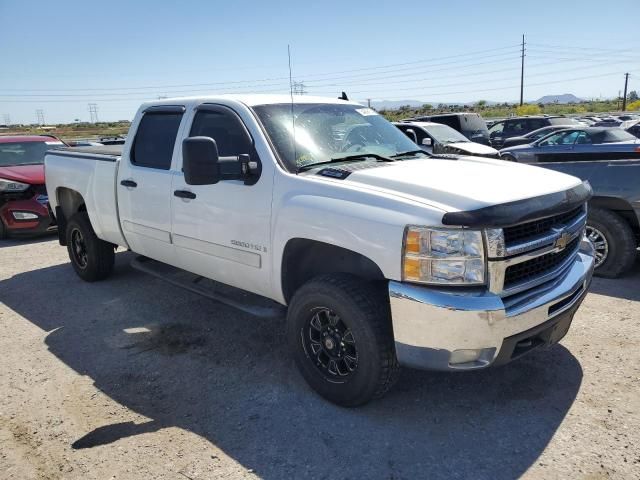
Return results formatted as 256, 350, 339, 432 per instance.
0, 45, 523, 94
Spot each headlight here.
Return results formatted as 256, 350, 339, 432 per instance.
0, 177, 30, 192
402, 227, 485, 285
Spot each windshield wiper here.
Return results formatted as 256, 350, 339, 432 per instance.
298, 153, 395, 172
391, 149, 429, 158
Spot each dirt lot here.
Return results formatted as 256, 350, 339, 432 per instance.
0, 237, 639, 480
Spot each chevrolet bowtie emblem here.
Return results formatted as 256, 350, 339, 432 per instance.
555, 231, 572, 250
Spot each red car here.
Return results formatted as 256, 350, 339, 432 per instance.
0, 135, 66, 239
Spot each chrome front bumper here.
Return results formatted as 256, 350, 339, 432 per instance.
389, 240, 595, 371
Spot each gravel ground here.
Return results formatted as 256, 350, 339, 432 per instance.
0, 237, 639, 480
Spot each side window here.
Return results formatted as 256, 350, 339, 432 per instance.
539, 132, 565, 146
132, 112, 183, 169
575, 131, 592, 144
488, 121, 504, 136
559, 131, 579, 144
399, 126, 427, 143
528, 119, 545, 131
190, 108, 252, 157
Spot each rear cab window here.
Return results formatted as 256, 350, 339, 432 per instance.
132, 110, 184, 169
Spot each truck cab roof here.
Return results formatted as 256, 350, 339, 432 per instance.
140, 94, 361, 110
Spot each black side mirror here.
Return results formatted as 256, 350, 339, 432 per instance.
182, 136, 220, 185
404, 128, 418, 143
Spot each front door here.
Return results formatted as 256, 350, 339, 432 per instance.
117, 105, 186, 261
171, 103, 274, 297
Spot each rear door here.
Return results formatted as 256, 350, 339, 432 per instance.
117, 105, 186, 261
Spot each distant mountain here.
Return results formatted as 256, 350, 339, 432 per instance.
361, 99, 501, 110
364, 100, 426, 110
536, 94, 584, 104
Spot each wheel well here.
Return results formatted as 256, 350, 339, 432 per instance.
55, 188, 86, 245
281, 239, 386, 304
590, 196, 639, 234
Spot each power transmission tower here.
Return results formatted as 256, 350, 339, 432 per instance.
622, 73, 630, 111
292, 81, 306, 95
36, 109, 45, 125
367, 98, 372, 108
519, 34, 526, 106
88, 103, 99, 123
2, 114, 10, 125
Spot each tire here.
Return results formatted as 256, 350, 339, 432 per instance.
587, 207, 637, 278
65, 212, 115, 281
0, 219, 7, 240
286, 274, 399, 407
501, 153, 517, 162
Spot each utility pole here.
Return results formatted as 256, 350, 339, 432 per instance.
519, 34, 525, 106
88, 103, 99, 123
36, 109, 45, 125
367, 98, 371, 108
292, 81, 306, 95
622, 73, 630, 111
617, 90, 621, 110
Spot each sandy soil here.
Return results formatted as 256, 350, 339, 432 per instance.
1, 237, 638, 479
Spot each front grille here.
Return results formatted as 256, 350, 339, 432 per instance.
503, 206, 584, 245
504, 237, 580, 289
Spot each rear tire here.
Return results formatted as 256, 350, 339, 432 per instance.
66, 212, 115, 281
0, 219, 7, 240
587, 207, 637, 278
286, 274, 399, 407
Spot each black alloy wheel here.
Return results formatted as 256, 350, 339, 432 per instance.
303, 307, 358, 378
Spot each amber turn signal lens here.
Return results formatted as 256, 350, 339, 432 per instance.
403, 257, 422, 280
405, 230, 421, 254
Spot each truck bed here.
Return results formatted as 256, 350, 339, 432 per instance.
45, 147, 126, 247
53, 145, 123, 159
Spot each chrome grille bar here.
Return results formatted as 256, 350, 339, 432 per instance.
485, 204, 587, 297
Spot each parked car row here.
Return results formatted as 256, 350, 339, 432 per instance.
395, 117, 640, 278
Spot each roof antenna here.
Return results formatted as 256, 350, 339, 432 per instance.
288, 44, 297, 168
339, 91, 349, 101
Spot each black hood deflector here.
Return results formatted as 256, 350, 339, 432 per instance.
442, 181, 592, 228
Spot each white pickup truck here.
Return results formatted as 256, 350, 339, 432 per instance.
45, 95, 595, 406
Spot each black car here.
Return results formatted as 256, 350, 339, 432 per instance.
402, 113, 490, 145
500, 125, 571, 148
488, 116, 582, 149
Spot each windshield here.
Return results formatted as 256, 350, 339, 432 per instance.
252, 103, 418, 170
424, 124, 469, 143
0, 140, 65, 167
459, 114, 489, 138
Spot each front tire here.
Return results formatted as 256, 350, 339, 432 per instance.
286, 274, 399, 407
587, 207, 637, 278
66, 212, 115, 281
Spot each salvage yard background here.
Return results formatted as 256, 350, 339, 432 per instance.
1, 237, 639, 480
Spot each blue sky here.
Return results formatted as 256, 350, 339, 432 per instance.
1, 0, 639, 123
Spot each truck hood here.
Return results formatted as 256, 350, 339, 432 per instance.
447, 142, 498, 156
0, 164, 45, 185
331, 156, 581, 213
